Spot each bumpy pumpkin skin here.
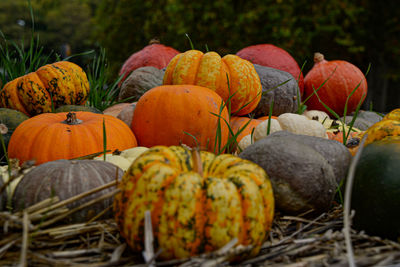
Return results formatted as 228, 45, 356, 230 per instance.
383, 108, 400, 121
163, 50, 261, 115
304, 53, 367, 117
8, 112, 137, 165
114, 145, 274, 260
362, 119, 400, 146
0, 61, 89, 116
131, 85, 229, 153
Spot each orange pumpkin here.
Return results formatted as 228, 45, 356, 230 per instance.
131, 85, 229, 153
304, 53, 367, 116
0, 61, 89, 116
8, 112, 137, 165
229, 116, 264, 143
163, 50, 261, 115
382, 108, 400, 121
326, 130, 360, 144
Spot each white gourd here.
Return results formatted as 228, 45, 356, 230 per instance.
303, 110, 334, 129
94, 146, 149, 171
237, 113, 328, 152
278, 113, 328, 138
238, 134, 254, 152
253, 119, 282, 142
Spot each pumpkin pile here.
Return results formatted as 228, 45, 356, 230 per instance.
2, 40, 400, 265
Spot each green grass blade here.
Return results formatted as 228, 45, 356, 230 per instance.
267, 99, 274, 135
102, 118, 107, 161
185, 33, 195, 50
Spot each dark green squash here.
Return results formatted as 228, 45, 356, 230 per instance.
351, 137, 400, 240
54, 105, 103, 114
251, 64, 300, 118
0, 108, 29, 163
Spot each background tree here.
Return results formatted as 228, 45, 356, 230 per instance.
0, 0, 399, 112
0, 0, 94, 61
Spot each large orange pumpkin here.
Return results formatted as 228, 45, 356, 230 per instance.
0, 61, 89, 116
8, 112, 137, 165
131, 85, 229, 153
304, 53, 367, 116
163, 50, 261, 116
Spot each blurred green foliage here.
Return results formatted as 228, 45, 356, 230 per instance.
0, 0, 94, 60
0, 0, 399, 111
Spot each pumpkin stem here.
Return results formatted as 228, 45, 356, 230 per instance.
314, 52, 325, 63
191, 147, 203, 177
63, 112, 83, 125
149, 38, 160, 45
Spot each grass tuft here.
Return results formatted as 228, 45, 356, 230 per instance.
86, 48, 126, 111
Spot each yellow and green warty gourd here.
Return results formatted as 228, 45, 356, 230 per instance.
114, 145, 274, 260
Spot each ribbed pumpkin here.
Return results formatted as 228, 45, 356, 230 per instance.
237, 44, 304, 96
131, 85, 229, 153
304, 53, 367, 116
119, 39, 179, 83
382, 108, 400, 121
362, 119, 400, 146
8, 112, 137, 165
114, 145, 274, 260
163, 50, 262, 115
0, 61, 89, 116
12, 159, 123, 223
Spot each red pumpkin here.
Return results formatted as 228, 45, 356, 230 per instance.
237, 44, 304, 96
131, 85, 229, 153
119, 39, 179, 83
304, 53, 367, 117
8, 112, 137, 165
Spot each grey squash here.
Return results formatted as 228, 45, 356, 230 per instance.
239, 131, 338, 215
342, 110, 383, 131
251, 64, 300, 117
264, 131, 351, 183
351, 110, 383, 124
118, 66, 164, 102
12, 159, 123, 223
340, 116, 373, 131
